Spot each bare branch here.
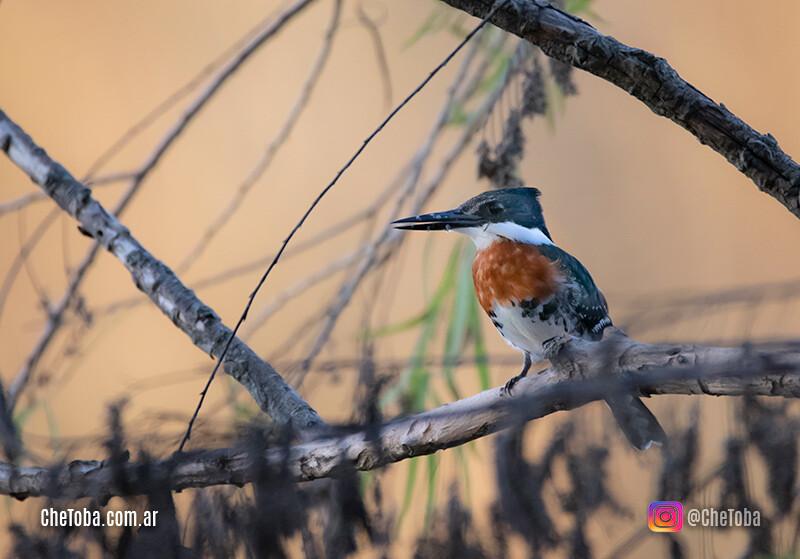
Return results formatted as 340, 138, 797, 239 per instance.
178, 0, 342, 273
2, 330, 799, 499
0, 208, 59, 326
0, 191, 47, 218
114, 0, 317, 217
242, 250, 360, 338
9, 234, 101, 409
439, 0, 800, 217
0, 109, 326, 436
81, 4, 300, 180
356, 2, 393, 109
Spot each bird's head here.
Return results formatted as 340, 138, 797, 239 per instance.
393, 187, 552, 248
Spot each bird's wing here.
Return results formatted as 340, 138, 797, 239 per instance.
537, 244, 612, 335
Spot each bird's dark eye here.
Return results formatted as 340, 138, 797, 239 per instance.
485, 201, 504, 215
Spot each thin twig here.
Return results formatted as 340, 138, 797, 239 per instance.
8, 242, 102, 409
0, 173, 134, 334
291, 31, 495, 372
619, 276, 800, 335
0, 191, 47, 219
81, 2, 297, 179
84, 171, 139, 187
0, 171, 137, 219
115, 0, 318, 219
178, 0, 343, 273
356, 2, 393, 110
0, 208, 60, 326
17, 211, 51, 312
0, 5, 293, 218
95, 169, 403, 317
242, 250, 360, 338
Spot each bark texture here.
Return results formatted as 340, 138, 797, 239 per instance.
2, 329, 798, 499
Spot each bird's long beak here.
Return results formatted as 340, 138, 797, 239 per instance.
392, 209, 482, 231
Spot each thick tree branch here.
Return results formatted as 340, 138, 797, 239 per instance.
2, 330, 799, 499
439, 0, 800, 217
0, 109, 326, 437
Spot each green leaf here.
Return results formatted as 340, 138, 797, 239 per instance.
469, 293, 492, 392
424, 454, 440, 525
446, 16, 471, 40
360, 470, 374, 497
381, 245, 462, 410
447, 103, 472, 127
454, 445, 472, 505
441, 241, 474, 400
43, 403, 61, 458
365, 308, 434, 339
396, 457, 419, 531
564, 0, 603, 20
403, 5, 454, 49
13, 404, 37, 432
543, 80, 563, 131
475, 53, 512, 96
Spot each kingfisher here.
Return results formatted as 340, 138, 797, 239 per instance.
393, 187, 665, 450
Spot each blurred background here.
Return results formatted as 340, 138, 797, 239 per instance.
1, 0, 800, 556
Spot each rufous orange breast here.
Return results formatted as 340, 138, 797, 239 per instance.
471, 239, 562, 313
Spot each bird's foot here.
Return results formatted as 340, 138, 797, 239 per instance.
503, 351, 533, 396
503, 374, 524, 396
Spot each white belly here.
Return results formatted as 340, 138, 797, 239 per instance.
490, 302, 568, 360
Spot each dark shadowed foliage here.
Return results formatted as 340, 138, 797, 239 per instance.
6, 390, 800, 557
414, 491, 486, 559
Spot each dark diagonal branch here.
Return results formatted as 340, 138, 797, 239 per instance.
0, 109, 326, 437
439, 0, 800, 217
2, 329, 800, 499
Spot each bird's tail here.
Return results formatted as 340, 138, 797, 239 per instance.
605, 394, 666, 450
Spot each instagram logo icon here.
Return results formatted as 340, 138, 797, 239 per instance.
649, 501, 683, 532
